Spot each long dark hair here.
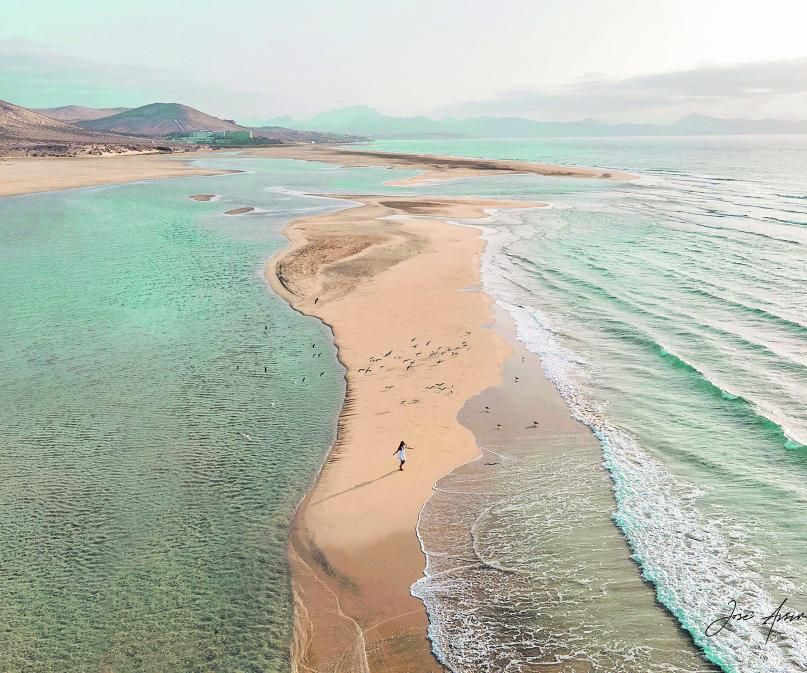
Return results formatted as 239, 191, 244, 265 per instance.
398, 440, 405, 449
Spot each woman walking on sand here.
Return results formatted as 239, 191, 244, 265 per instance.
393, 440, 411, 471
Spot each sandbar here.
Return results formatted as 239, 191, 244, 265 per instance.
267, 194, 543, 672
0, 153, 234, 198
245, 144, 634, 184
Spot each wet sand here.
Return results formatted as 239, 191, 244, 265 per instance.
0, 153, 234, 197
422, 306, 718, 672
224, 206, 255, 215
266, 194, 543, 672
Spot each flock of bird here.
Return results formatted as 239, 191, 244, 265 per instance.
246, 324, 542, 436
356, 333, 473, 384
347, 331, 481, 410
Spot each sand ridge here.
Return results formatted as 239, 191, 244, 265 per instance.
267, 194, 544, 672
244, 144, 635, 184
0, 153, 234, 197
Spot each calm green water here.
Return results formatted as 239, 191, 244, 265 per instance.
0, 159, 411, 673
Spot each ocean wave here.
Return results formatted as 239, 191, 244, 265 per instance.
510, 261, 805, 448
649, 340, 805, 449
687, 287, 807, 334
419, 160, 807, 671
763, 215, 807, 227
501, 243, 805, 448
499, 300, 807, 672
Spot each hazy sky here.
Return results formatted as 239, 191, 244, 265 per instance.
2, 0, 807, 122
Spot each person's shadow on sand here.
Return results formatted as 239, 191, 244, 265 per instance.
311, 470, 399, 506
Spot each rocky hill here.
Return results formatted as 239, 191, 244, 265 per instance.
0, 100, 178, 156
79, 102, 244, 136
0, 99, 364, 156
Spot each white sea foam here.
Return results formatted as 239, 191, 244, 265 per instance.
470, 212, 807, 672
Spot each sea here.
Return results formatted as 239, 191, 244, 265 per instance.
367, 136, 807, 673
0, 136, 805, 672
0, 158, 405, 673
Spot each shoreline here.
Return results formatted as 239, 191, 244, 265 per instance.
0, 152, 234, 197
266, 193, 544, 672
0, 141, 634, 199
242, 144, 636, 183
417, 301, 718, 671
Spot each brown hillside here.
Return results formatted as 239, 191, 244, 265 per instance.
33, 105, 131, 123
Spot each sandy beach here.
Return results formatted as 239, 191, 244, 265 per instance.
267, 194, 543, 672
0, 153, 232, 197
244, 144, 635, 184
0, 143, 631, 199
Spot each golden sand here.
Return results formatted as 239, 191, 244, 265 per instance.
267, 194, 544, 672
0, 153, 232, 197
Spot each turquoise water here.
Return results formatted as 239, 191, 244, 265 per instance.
2, 140, 805, 672
369, 138, 807, 672
0, 159, 412, 673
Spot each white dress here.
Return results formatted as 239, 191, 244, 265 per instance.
396, 446, 407, 462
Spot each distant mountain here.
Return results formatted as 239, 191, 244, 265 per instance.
256, 106, 807, 139
250, 125, 365, 144
79, 102, 244, 136
253, 105, 453, 139
33, 105, 131, 123
79, 102, 364, 143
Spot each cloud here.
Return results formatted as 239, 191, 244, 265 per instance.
0, 40, 284, 118
0, 40, 170, 104
441, 58, 807, 122
3, 40, 806, 123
